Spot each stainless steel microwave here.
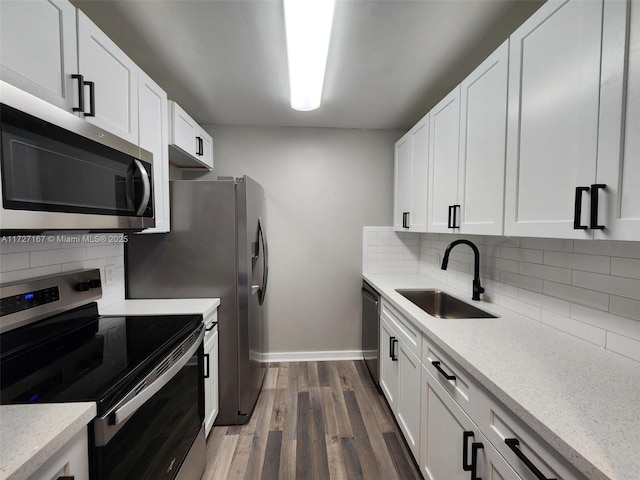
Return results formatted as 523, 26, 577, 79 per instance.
0, 81, 154, 234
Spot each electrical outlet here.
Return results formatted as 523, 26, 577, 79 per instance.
105, 265, 115, 286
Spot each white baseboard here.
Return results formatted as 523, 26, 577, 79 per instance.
260, 350, 364, 363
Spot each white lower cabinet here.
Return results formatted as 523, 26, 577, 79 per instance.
380, 317, 400, 411
203, 322, 219, 437
29, 427, 89, 480
420, 365, 521, 480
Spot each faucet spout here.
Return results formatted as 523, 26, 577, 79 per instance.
441, 239, 485, 301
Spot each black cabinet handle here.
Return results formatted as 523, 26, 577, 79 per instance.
196, 136, 204, 156
205, 323, 216, 332
590, 184, 606, 230
431, 360, 456, 380
57, 477, 74, 480
505, 438, 557, 480
71, 74, 84, 113
402, 212, 410, 229
84, 81, 96, 117
390, 336, 398, 361
448, 205, 454, 228
204, 353, 210, 378
453, 204, 460, 228
463, 431, 483, 480
447, 205, 460, 228
573, 186, 589, 230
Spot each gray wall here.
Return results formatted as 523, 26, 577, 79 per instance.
183, 125, 403, 357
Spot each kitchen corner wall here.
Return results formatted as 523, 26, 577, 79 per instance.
363, 227, 640, 363
182, 125, 403, 360
0, 236, 125, 309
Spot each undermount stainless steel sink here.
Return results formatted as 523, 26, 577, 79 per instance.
395, 289, 497, 319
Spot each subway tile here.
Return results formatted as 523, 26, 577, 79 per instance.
498, 295, 541, 321
572, 270, 640, 301
609, 295, 640, 321
571, 304, 640, 340
543, 251, 611, 274
484, 279, 519, 300
0, 253, 30, 272
30, 247, 87, 268
573, 239, 640, 258
499, 271, 543, 293
520, 237, 574, 252
519, 262, 572, 284
543, 281, 610, 312
87, 244, 123, 260
605, 333, 640, 362
490, 257, 520, 274
500, 247, 543, 264
519, 289, 571, 317
0, 265, 62, 284
610, 257, 640, 280
540, 311, 606, 347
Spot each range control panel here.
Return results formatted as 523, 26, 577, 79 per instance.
0, 286, 60, 317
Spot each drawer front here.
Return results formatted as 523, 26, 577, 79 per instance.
422, 335, 477, 418
477, 389, 587, 480
381, 300, 422, 359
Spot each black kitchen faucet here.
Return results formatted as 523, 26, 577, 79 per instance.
441, 239, 485, 301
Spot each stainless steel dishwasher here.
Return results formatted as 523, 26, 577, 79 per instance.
361, 280, 381, 385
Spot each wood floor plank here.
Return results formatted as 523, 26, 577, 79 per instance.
336, 361, 355, 391
320, 386, 339, 436
297, 362, 309, 392
225, 431, 252, 480
269, 387, 287, 431
263, 366, 279, 389
383, 431, 423, 480
327, 362, 354, 438
244, 433, 268, 480
325, 434, 348, 480
308, 361, 320, 388
340, 436, 364, 480
261, 430, 283, 480
317, 361, 331, 387
343, 390, 382, 479
309, 386, 331, 479
295, 391, 312, 480
202, 431, 238, 480
278, 438, 296, 480
276, 363, 289, 389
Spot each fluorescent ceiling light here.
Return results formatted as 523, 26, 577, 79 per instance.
283, 0, 336, 111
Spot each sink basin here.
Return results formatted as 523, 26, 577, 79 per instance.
395, 289, 497, 319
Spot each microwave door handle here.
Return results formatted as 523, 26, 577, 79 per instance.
133, 159, 151, 215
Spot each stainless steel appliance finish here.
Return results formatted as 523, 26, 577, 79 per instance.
0, 269, 206, 480
125, 176, 268, 425
362, 280, 381, 385
395, 289, 498, 319
0, 81, 154, 233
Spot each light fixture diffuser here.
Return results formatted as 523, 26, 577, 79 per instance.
283, 0, 336, 111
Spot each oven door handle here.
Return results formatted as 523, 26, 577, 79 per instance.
93, 326, 204, 447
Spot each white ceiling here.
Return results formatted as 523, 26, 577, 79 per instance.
72, 0, 545, 130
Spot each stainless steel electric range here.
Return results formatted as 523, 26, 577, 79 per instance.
0, 269, 206, 480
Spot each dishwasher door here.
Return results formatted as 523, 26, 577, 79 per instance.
361, 280, 381, 385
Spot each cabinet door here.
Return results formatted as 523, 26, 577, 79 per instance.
0, 0, 78, 111
195, 125, 214, 171
397, 340, 422, 460
458, 41, 509, 236
393, 133, 412, 231
420, 365, 474, 480
77, 10, 139, 144
170, 101, 197, 157
380, 319, 399, 412
504, 0, 603, 238
596, 0, 640, 240
204, 328, 219, 436
409, 113, 429, 232
428, 87, 461, 233
138, 70, 170, 233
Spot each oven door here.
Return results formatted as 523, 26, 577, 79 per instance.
92, 328, 205, 480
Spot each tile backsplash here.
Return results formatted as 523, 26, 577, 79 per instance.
0, 234, 127, 309
363, 227, 640, 363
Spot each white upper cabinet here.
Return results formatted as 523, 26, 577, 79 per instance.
457, 41, 509, 236
504, 0, 603, 239
138, 70, 170, 233
0, 0, 78, 111
169, 101, 214, 170
393, 132, 412, 231
595, 0, 640, 240
428, 87, 461, 233
77, 10, 139, 144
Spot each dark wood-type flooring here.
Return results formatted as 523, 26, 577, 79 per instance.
202, 360, 423, 480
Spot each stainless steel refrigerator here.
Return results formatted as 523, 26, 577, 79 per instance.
125, 176, 268, 425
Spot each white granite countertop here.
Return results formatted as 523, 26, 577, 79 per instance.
99, 298, 220, 318
0, 403, 96, 480
363, 272, 640, 480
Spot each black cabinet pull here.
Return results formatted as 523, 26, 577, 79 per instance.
448, 205, 454, 228
402, 212, 410, 229
590, 184, 606, 230
71, 74, 84, 113
462, 431, 483, 480
447, 205, 460, 228
196, 136, 204, 156
204, 353, 210, 378
453, 204, 460, 228
505, 438, 557, 480
390, 336, 398, 361
431, 360, 456, 380
573, 186, 589, 230
84, 81, 96, 117
57, 477, 74, 480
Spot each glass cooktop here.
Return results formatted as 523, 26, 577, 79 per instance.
0, 302, 201, 415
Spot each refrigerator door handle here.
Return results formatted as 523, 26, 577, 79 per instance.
251, 285, 260, 295
258, 217, 269, 305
